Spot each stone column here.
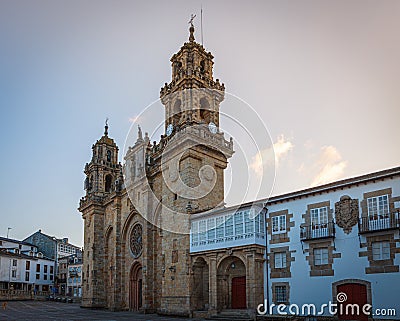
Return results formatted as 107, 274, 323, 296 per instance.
208, 254, 218, 314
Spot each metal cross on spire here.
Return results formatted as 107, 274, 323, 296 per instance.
188, 14, 196, 27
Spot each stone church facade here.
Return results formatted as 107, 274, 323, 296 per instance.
78, 24, 264, 317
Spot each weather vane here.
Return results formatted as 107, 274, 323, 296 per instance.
188, 14, 196, 27
105, 117, 109, 126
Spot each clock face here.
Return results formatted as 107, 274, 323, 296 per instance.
166, 124, 173, 136
208, 122, 217, 134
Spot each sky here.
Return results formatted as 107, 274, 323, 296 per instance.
0, 0, 399, 247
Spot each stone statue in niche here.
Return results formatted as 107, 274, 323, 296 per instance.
335, 195, 359, 234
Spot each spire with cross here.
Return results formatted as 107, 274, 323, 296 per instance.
188, 14, 196, 42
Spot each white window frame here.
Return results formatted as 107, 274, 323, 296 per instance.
367, 195, 389, 220
225, 215, 234, 237
216, 216, 225, 240
244, 210, 254, 234
274, 252, 287, 269
314, 247, 329, 265
310, 207, 328, 228
198, 220, 207, 243
372, 241, 390, 260
207, 218, 216, 241
272, 215, 286, 234
234, 212, 244, 236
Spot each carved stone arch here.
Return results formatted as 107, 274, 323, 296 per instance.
129, 262, 143, 311
216, 255, 247, 310
104, 225, 113, 240
216, 252, 247, 270
332, 279, 372, 305
121, 211, 141, 310
104, 225, 115, 309
148, 200, 163, 235
121, 211, 140, 243
191, 256, 210, 311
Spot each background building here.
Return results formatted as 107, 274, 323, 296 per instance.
0, 237, 55, 294
24, 230, 81, 260
67, 254, 82, 297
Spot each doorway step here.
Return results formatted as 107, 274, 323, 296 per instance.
207, 309, 254, 321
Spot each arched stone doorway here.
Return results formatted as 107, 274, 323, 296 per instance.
332, 279, 372, 321
217, 256, 247, 310
192, 257, 209, 311
130, 263, 143, 311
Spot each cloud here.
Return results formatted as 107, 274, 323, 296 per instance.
310, 146, 347, 186
250, 135, 294, 176
129, 115, 141, 123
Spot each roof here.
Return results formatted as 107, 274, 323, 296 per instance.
191, 165, 400, 219
0, 236, 36, 247
265, 165, 400, 205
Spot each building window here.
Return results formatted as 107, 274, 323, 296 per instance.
244, 210, 254, 234
314, 247, 329, 265
26, 261, 30, 270
310, 207, 328, 228
225, 215, 234, 237
12, 259, 17, 267
272, 215, 286, 234
36, 274, 40, 280
274, 285, 288, 303
44, 274, 47, 280
207, 218, 216, 241
50, 266, 54, 274
25, 272, 30, 282
50, 275, 53, 281
44, 265, 48, 273
372, 241, 390, 260
12, 270, 17, 278
198, 220, 207, 243
274, 252, 287, 269
191, 222, 198, 244
36, 264, 40, 273
234, 211, 244, 235
216, 217, 224, 239
255, 213, 265, 234
367, 195, 389, 220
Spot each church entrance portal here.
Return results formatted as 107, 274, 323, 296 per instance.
130, 263, 142, 311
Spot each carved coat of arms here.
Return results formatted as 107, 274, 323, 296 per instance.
335, 195, 359, 234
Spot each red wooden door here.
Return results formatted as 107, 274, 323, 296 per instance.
337, 283, 368, 321
232, 276, 246, 309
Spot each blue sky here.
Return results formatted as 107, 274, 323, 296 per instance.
1, 0, 399, 247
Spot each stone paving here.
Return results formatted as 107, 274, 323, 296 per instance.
0, 301, 203, 321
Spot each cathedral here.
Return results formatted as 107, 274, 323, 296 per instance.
78, 23, 263, 317
79, 22, 400, 320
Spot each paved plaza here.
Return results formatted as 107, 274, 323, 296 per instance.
0, 301, 203, 321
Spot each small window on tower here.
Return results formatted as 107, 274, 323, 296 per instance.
105, 174, 113, 192
107, 150, 112, 162
200, 60, 205, 74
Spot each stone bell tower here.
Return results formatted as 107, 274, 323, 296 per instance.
79, 122, 122, 308
149, 22, 234, 315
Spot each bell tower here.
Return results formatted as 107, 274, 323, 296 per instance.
148, 22, 234, 316
84, 121, 121, 196
79, 121, 122, 308
160, 22, 225, 134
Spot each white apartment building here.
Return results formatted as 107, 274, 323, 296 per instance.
0, 237, 55, 292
